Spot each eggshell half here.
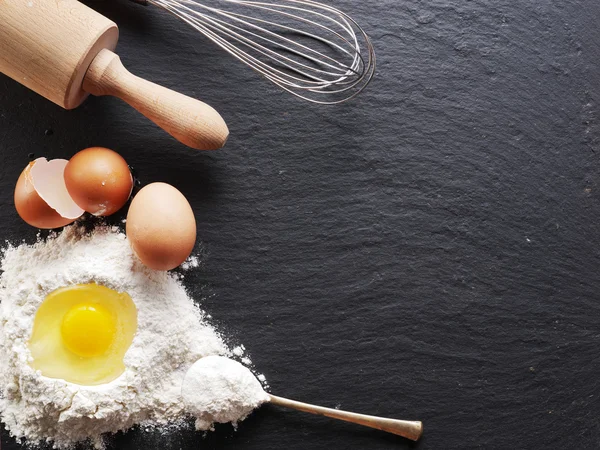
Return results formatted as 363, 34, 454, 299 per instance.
30, 158, 85, 220
14, 161, 77, 229
64, 147, 133, 216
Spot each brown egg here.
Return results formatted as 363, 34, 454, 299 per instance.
14, 160, 79, 229
126, 183, 196, 271
64, 147, 133, 216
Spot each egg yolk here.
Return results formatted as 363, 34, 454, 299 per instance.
61, 304, 117, 357
28, 283, 137, 385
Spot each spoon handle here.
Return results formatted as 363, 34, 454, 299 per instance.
268, 394, 423, 441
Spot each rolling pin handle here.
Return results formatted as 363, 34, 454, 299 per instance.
83, 48, 229, 150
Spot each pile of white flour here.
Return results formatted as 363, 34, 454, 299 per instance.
0, 225, 264, 448
182, 356, 269, 430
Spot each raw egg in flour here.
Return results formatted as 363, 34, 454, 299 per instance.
28, 284, 137, 385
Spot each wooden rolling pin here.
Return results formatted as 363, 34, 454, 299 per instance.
0, 0, 228, 150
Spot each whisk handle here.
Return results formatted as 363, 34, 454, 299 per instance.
83, 49, 229, 150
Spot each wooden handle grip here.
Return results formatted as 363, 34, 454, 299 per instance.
268, 395, 423, 441
83, 49, 228, 150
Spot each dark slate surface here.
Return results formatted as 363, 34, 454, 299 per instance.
2, 0, 600, 448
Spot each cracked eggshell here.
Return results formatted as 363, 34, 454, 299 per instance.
64, 147, 133, 217
14, 158, 84, 229
30, 158, 85, 220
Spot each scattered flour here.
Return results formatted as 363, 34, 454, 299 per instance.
0, 225, 262, 448
181, 356, 269, 430
181, 255, 200, 271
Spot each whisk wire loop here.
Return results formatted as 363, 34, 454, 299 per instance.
142, 0, 375, 103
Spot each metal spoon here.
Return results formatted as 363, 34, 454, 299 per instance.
182, 356, 422, 441
268, 394, 423, 441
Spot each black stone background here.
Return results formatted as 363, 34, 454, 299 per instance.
2, 0, 600, 448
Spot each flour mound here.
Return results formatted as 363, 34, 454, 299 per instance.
0, 226, 233, 448
182, 356, 269, 430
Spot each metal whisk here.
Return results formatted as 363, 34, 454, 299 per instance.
131, 0, 375, 104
